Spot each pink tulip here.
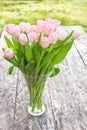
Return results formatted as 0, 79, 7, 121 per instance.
29, 32, 40, 43
18, 34, 27, 45
45, 17, 53, 22
5, 24, 15, 35
25, 23, 31, 33
5, 24, 20, 37
30, 25, 38, 32
4, 48, 14, 59
57, 28, 67, 41
19, 22, 26, 32
52, 20, 61, 28
45, 18, 61, 28
72, 29, 81, 39
37, 20, 44, 32
19, 22, 31, 33
48, 32, 58, 44
43, 23, 54, 35
40, 37, 50, 48
12, 25, 20, 37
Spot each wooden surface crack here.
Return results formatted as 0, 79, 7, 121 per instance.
13, 70, 19, 130
74, 43, 87, 69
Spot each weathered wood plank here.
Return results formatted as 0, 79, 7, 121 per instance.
0, 30, 18, 130
65, 46, 87, 130
13, 71, 54, 130
0, 57, 18, 130
0, 26, 87, 130
63, 26, 87, 67
48, 41, 87, 129
74, 33, 87, 67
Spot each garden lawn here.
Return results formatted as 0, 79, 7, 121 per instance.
0, 0, 87, 33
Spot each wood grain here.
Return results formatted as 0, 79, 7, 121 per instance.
0, 26, 87, 130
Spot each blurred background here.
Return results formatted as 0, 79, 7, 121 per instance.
0, 0, 87, 32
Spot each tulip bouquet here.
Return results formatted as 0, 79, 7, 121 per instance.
2, 18, 80, 116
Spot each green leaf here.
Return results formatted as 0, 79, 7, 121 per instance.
4, 36, 13, 48
20, 57, 25, 73
8, 65, 14, 74
4, 57, 19, 67
31, 42, 37, 60
25, 60, 36, 75
52, 32, 73, 50
52, 40, 74, 65
40, 47, 60, 69
62, 31, 73, 43
16, 44, 23, 64
40, 52, 53, 69
11, 48, 17, 55
25, 42, 33, 62
12, 36, 19, 49
49, 67, 60, 77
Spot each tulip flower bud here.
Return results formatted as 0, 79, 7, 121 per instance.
72, 29, 81, 39
40, 37, 50, 48
29, 32, 40, 43
4, 48, 14, 58
18, 33, 27, 45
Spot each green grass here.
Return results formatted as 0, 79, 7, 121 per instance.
0, 0, 87, 33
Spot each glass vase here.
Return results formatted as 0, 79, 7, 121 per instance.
23, 73, 48, 116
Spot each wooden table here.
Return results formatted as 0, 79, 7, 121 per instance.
0, 26, 87, 130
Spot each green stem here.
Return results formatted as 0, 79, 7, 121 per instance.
25, 72, 46, 112
35, 49, 45, 81
31, 85, 43, 112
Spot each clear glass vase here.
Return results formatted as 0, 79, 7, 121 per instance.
23, 73, 48, 116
